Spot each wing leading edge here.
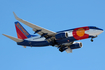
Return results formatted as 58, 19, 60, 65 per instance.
13, 12, 56, 37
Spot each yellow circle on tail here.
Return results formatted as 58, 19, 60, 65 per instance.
76, 28, 85, 37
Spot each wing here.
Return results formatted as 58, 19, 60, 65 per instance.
13, 12, 56, 37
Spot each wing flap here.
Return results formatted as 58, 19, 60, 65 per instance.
23, 46, 26, 48
13, 12, 56, 36
65, 48, 72, 53
3, 34, 23, 42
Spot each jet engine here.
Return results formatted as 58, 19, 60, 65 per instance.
70, 42, 82, 49
59, 42, 82, 52
55, 32, 68, 40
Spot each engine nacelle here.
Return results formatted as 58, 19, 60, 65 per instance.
55, 32, 68, 40
70, 42, 82, 49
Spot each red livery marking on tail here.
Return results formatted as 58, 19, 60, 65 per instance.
15, 21, 31, 39
17, 32, 22, 39
15, 25, 27, 39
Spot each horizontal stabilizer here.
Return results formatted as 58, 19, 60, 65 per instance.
3, 34, 23, 42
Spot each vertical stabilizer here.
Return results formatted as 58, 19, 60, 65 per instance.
15, 21, 31, 39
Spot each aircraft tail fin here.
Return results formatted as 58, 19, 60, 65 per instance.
15, 21, 31, 39
2, 34, 23, 42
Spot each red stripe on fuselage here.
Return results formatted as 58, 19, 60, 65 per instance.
15, 25, 27, 39
72, 26, 89, 40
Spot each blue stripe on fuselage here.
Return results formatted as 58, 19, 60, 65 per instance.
56, 37, 76, 44
17, 36, 80, 47
17, 40, 50, 47
89, 26, 103, 31
57, 26, 103, 33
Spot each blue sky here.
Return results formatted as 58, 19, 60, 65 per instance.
0, 0, 105, 70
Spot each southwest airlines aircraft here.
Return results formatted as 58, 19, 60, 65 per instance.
3, 12, 104, 53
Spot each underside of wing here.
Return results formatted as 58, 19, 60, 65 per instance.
13, 12, 56, 37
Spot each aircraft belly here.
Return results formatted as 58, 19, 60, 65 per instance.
17, 40, 50, 47
31, 41, 50, 47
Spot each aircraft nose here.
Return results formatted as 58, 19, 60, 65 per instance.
99, 30, 104, 34
98, 28, 104, 31
86, 27, 103, 36
96, 28, 104, 35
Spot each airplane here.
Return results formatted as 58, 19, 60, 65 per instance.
3, 12, 104, 53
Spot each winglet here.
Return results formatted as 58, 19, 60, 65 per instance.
3, 34, 23, 42
13, 12, 19, 20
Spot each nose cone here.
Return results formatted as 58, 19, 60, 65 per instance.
85, 27, 104, 36
97, 28, 104, 31
98, 30, 104, 35
97, 28, 104, 35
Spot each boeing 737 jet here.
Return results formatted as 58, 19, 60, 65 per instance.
3, 12, 104, 53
